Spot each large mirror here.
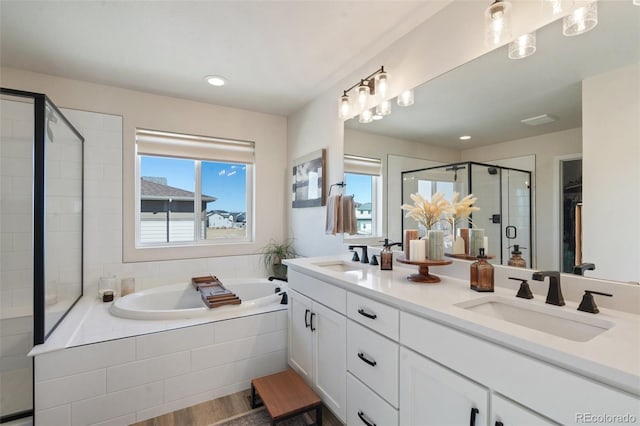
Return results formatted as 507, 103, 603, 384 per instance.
344, 2, 639, 283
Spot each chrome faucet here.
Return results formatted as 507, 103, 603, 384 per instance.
348, 245, 369, 264
531, 271, 565, 306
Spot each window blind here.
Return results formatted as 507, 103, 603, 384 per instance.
136, 129, 255, 163
344, 154, 381, 176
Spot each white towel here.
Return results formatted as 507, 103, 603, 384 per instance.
325, 195, 342, 235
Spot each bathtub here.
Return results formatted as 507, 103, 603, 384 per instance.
110, 278, 286, 320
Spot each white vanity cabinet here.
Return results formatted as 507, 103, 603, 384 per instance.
287, 270, 347, 422
400, 347, 488, 426
491, 393, 558, 426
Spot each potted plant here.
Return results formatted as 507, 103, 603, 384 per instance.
261, 239, 296, 279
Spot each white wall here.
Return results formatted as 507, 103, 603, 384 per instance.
0, 67, 288, 264
582, 64, 640, 283
462, 128, 582, 270
287, 0, 563, 257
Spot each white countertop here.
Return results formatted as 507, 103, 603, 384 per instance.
285, 254, 640, 396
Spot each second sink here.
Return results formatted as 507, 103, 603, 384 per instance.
456, 295, 614, 342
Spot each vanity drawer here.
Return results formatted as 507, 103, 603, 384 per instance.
347, 373, 398, 426
347, 291, 399, 340
288, 269, 346, 314
347, 320, 399, 407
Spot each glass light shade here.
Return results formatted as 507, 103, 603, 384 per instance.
397, 89, 414, 107
508, 32, 536, 59
338, 94, 351, 119
376, 100, 391, 116
359, 109, 373, 124
375, 72, 389, 99
635, 0, 640, 6
563, 1, 598, 36
544, 0, 573, 16
357, 83, 370, 109
484, 0, 512, 47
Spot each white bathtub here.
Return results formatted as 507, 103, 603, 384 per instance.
110, 278, 286, 320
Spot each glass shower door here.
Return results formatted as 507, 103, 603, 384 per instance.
469, 164, 501, 261
501, 168, 532, 267
0, 93, 35, 421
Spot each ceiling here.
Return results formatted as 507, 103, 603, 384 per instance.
0, 1, 449, 116
346, 1, 640, 148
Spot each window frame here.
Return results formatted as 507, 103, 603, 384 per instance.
127, 128, 255, 261
343, 154, 383, 241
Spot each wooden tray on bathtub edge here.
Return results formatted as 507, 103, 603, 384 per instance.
191, 275, 242, 309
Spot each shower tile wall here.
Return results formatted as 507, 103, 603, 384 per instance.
61, 108, 264, 298
1, 99, 35, 416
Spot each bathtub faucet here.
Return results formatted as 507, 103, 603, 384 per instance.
268, 276, 288, 282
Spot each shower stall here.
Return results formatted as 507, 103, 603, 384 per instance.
0, 89, 84, 422
402, 161, 532, 267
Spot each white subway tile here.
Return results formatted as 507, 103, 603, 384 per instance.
214, 313, 277, 343
35, 338, 135, 381
257, 330, 287, 355
36, 369, 106, 410
136, 323, 213, 360
274, 309, 287, 330
163, 364, 228, 402
191, 337, 259, 372
71, 381, 163, 426
106, 351, 190, 392
135, 389, 216, 423
90, 413, 136, 426
0, 333, 31, 357
36, 404, 71, 426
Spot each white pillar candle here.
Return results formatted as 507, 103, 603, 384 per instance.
409, 239, 426, 261
483, 236, 489, 254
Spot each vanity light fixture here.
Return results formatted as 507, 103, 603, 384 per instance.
205, 75, 226, 86
509, 32, 537, 59
397, 89, 415, 107
634, 0, 640, 6
563, 1, 598, 36
337, 66, 389, 120
485, 0, 512, 47
544, 0, 573, 16
359, 108, 374, 124
376, 99, 392, 117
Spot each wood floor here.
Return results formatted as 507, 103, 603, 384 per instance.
131, 389, 342, 426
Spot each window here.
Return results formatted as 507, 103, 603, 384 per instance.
135, 129, 254, 247
344, 155, 382, 237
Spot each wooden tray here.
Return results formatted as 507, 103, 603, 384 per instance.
191, 275, 242, 308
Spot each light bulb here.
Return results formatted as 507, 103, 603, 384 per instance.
508, 32, 536, 59
544, 0, 571, 16
338, 94, 351, 119
357, 83, 370, 109
397, 89, 414, 107
563, 1, 598, 36
376, 72, 389, 99
484, 0, 512, 47
376, 100, 391, 116
359, 109, 373, 124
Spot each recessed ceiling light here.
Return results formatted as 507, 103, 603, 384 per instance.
205, 75, 226, 87
459, 135, 471, 140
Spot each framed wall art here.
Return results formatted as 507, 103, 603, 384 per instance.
292, 149, 326, 208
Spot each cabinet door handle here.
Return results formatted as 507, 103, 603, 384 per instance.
357, 352, 377, 367
304, 309, 310, 328
310, 312, 316, 331
495, 422, 504, 426
470, 407, 479, 426
357, 410, 376, 426
358, 308, 377, 320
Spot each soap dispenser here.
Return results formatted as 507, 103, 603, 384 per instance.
470, 248, 494, 292
380, 239, 394, 270
508, 245, 527, 268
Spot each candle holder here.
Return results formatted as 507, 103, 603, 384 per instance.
397, 257, 452, 283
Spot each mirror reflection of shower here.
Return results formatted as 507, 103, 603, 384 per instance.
45, 103, 58, 142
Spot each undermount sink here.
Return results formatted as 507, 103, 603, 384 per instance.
456, 295, 614, 342
312, 261, 369, 281
313, 261, 363, 273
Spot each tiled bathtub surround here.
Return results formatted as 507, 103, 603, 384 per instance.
34, 310, 287, 425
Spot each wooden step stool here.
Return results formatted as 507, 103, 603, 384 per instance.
251, 369, 323, 425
